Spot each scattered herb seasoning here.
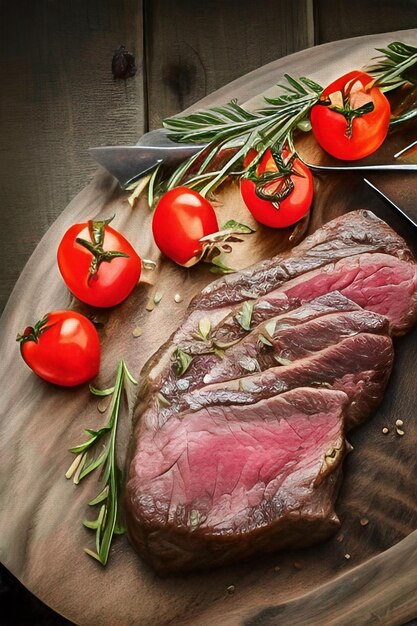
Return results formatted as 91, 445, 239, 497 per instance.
209, 255, 235, 275
264, 319, 277, 339
156, 392, 171, 408
142, 259, 157, 271
197, 317, 212, 340
274, 354, 292, 366
235, 300, 255, 331
172, 348, 193, 376
258, 333, 273, 348
97, 398, 110, 414
222, 220, 255, 234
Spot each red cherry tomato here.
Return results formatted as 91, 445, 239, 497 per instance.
310, 70, 391, 160
57, 217, 141, 308
152, 187, 219, 266
17, 310, 100, 386
240, 148, 313, 228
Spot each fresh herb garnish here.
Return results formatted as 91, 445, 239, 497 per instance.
208, 255, 236, 274
197, 318, 211, 340
172, 348, 193, 376
221, 220, 255, 234
258, 333, 274, 348
235, 300, 256, 331
162, 75, 322, 198
140, 41, 417, 202
367, 41, 417, 91
66, 360, 137, 565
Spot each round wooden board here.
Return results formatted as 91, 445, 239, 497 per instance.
2, 30, 417, 626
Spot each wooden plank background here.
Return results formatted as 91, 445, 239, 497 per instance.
1, 2, 417, 624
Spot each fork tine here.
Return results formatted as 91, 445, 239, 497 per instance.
393, 140, 417, 159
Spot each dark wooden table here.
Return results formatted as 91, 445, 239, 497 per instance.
2, 2, 417, 624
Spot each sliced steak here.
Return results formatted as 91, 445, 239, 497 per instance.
126, 388, 348, 574
126, 211, 413, 574
204, 306, 388, 385
145, 212, 416, 389
196, 210, 414, 310
182, 333, 393, 430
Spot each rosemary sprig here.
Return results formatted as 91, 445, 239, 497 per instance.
66, 360, 137, 565
366, 41, 417, 91
162, 75, 322, 197
148, 41, 417, 200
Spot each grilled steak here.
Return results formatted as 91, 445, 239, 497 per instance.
126, 211, 417, 574
126, 388, 349, 574
204, 306, 389, 385
196, 209, 413, 310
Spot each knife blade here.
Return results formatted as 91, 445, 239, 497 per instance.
89, 129, 205, 188
363, 178, 417, 230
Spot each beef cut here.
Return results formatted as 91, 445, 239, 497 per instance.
125, 211, 417, 574
127, 388, 348, 573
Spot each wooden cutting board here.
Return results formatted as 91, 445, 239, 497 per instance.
2, 29, 417, 626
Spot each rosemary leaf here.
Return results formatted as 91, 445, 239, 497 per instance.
89, 385, 115, 397
88, 485, 109, 506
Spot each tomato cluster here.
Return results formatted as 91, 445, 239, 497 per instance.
19, 217, 142, 386
17, 69, 392, 388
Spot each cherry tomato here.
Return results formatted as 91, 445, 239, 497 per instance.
310, 70, 391, 160
152, 187, 219, 266
57, 217, 141, 308
240, 147, 313, 228
17, 310, 100, 386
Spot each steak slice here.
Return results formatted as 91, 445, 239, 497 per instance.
208, 252, 417, 350
145, 213, 416, 389
182, 333, 393, 431
126, 388, 349, 574
204, 306, 388, 385
196, 210, 414, 310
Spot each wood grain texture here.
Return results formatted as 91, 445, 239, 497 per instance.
144, 0, 314, 130
1, 29, 417, 626
0, 0, 144, 314
314, 0, 417, 43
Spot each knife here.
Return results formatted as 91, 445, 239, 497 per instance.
89, 129, 417, 188
363, 178, 417, 229
89, 129, 205, 188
